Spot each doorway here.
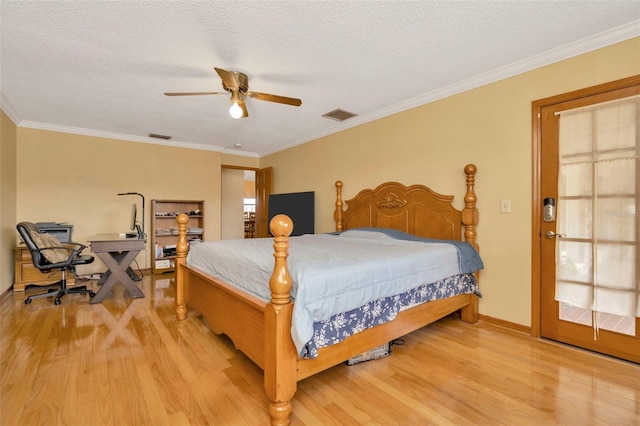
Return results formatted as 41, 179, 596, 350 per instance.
221, 166, 273, 239
220, 168, 248, 239
243, 170, 257, 238
532, 75, 640, 363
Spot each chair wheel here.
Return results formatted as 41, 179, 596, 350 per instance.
89, 291, 96, 297
25, 299, 32, 305
54, 299, 62, 305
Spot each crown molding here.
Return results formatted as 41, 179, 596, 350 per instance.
220, 147, 259, 158
0, 92, 22, 125
259, 20, 640, 157
18, 120, 229, 153
7, 113, 258, 157
4, 20, 639, 159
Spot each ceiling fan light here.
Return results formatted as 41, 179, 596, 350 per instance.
229, 101, 243, 119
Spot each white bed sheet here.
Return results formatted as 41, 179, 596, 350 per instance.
187, 229, 461, 355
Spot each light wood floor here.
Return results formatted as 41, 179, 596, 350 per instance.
1, 273, 638, 426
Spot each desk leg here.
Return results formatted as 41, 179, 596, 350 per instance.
98, 267, 140, 285
91, 250, 144, 304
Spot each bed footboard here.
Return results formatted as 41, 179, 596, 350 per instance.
175, 213, 298, 426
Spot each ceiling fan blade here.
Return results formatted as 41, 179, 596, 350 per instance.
239, 100, 249, 118
247, 91, 302, 106
214, 67, 240, 91
164, 91, 227, 96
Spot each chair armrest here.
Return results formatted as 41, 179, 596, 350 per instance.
38, 246, 75, 254
63, 242, 88, 252
37, 244, 85, 267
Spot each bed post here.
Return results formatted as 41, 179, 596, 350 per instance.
334, 180, 344, 231
264, 214, 297, 426
462, 164, 479, 250
175, 213, 189, 321
461, 164, 480, 323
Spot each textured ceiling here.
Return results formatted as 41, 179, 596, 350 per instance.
1, 2, 639, 157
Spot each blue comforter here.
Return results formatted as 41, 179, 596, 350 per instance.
187, 228, 483, 356
337, 227, 484, 274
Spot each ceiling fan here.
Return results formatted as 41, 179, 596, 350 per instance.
164, 67, 302, 119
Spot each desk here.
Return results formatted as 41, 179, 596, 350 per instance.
88, 234, 145, 304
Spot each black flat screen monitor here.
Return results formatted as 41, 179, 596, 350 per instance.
130, 203, 138, 231
268, 191, 315, 236
129, 203, 144, 238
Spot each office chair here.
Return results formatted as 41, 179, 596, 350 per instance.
17, 222, 96, 305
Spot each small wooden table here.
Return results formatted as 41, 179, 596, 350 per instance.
87, 234, 145, 304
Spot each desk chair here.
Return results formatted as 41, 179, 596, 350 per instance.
17, 222, 96, 305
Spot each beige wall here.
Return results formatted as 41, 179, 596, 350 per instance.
1, 110, 18, 294
220, 154, 259, 239
16, 128, 222, 275
261, 38, 640, 327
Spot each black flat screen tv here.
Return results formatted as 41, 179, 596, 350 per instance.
268, 191, 315, 236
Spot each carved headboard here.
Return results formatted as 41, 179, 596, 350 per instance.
334, 164, 478, 246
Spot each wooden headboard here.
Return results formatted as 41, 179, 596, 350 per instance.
334, 164, 478, 248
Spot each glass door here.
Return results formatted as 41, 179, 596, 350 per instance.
537, 81, 640, 363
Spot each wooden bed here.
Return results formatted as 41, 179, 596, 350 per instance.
174, 163, 480, 425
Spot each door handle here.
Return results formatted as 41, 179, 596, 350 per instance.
545, 231, 565, 239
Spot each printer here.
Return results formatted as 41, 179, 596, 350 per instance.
36, 222, 73, 243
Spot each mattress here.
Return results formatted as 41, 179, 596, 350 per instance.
187, 228, 484, 355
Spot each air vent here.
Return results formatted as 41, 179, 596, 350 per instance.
322, 109, 358, 122
148, 133, 172, 140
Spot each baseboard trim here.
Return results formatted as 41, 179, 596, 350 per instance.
479, 314, 532, 335
0, 286, 13, 303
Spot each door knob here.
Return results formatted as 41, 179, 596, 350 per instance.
545, 231, 565, 239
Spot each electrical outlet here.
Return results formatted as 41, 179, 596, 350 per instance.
500, 199, 511, 213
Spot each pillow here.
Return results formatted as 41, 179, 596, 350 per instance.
29, 231, 69, 264
338, 229, 397, 241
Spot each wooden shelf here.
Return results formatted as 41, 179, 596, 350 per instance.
150, 199, 204, 274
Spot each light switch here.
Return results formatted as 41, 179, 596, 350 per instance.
500, 199, 511, 213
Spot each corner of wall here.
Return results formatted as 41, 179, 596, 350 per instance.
0, 109, 19, 293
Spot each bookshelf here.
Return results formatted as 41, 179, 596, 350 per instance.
151, 199, 204, 274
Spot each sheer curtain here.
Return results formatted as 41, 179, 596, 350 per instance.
556, 95, 639, 319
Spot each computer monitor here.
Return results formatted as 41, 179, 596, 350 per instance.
129, 203, 144, 238
118, 192, 146, 239
130, 203, 137, 231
